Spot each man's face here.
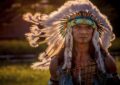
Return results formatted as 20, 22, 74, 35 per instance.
72, 24, 94, 44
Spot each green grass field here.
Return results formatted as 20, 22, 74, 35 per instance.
0, 58, 120, 85
0, 64, 50, 85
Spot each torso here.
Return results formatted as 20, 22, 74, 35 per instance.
57, 51, 97, 85
71, 55, 97, 85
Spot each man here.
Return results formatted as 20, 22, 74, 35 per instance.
24, 0, 120, 85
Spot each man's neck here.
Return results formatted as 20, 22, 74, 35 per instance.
74, 42, 90, 56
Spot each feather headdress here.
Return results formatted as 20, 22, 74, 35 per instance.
23, 0, 115, 69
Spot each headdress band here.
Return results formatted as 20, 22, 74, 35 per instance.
67, 17, 97, 29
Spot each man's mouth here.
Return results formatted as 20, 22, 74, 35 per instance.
79, 37, 87, 38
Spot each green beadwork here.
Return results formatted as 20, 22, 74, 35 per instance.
67, 18, 97, 29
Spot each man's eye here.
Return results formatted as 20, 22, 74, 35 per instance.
87, 26, 92, 29
74, 26, 79, 29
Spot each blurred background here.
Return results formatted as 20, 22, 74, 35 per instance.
0, 0, 120, 85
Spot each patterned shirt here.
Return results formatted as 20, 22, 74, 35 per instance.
72, 57, 97, 85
